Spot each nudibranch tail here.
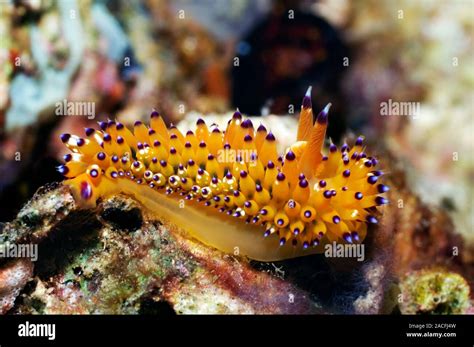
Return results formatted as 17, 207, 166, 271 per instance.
58, 88, 388, 261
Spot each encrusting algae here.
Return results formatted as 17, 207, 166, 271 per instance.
399, 269, 470, 314
58, 87, 388, 261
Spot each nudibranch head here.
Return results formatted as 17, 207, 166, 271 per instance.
58, 88, 388, 261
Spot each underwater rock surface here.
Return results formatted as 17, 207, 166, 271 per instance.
0, 178, 471, 315
0, 183, 322, 314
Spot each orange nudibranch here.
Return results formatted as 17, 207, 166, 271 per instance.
58, 87, 388, 261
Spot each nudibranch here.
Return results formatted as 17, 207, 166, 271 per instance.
58, 88, 388, 261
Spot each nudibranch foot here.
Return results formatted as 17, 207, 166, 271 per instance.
58, 87, 388, 261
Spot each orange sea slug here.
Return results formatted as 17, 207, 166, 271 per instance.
58, 88, 388, 261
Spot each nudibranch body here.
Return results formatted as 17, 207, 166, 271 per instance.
58, 88, 388, 261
